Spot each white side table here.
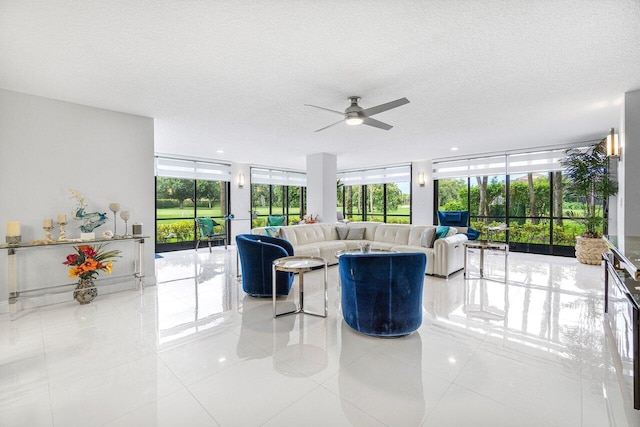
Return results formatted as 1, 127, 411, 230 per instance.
272, 256, 328, 319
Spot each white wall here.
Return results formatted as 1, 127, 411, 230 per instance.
411, 160, 434, 225
0, 89, 155, 310
306, 153, 337, 223
617, 89, 640, 237
230, 163, 251, 241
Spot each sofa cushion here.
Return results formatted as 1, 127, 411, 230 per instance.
346, 222, 380, 240
280, 224, 333, 245
420, 228, 436, 248
336, 225, 349, 240
373, 225, 411, 245
346, 227, 365, 240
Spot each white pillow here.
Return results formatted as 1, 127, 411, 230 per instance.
420, 228, 436, 248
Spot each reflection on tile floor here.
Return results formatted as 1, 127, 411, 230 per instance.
1, 247, 639, 426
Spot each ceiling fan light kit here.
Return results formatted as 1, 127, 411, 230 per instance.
345, 113, 363, 126
305, 96, 409, 132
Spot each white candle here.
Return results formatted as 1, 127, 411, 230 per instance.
6, 221, 20, 236
57, 214, 67, 223
43, 218, 53, 228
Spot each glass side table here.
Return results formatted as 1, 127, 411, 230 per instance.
464, 240, 509, 283
272, 256, 328, 319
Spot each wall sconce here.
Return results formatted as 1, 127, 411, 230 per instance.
238, 173, 245, 188
607, 127, 620, 159
418, 171, 425, 187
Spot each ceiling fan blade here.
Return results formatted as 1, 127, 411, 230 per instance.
314, 119, 344, 132
361, 97, 410, 117
304, 104, 345, 116
362, 117, 393, 130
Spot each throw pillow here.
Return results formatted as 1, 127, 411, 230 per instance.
336, 225, 349, 240
434, 226, 450, 241
267, 215, 286, 226
265, 227, 279, 238
346, 227, 365, 240
420, 228, 436, 248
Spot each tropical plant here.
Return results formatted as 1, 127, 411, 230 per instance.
560, 138, 618, 238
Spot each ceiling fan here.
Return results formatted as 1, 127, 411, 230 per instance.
305, 96, 410, 132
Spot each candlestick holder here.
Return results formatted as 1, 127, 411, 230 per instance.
120, 211, 131, 238
5, 235, 21, 245
43, 226, 54, 243
58, 221, 68, 241
109, 203, 120, 237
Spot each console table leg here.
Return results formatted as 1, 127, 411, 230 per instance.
8, 248, 17, 318
135, 239, 145, 293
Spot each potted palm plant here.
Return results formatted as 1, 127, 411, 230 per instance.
561, 137, 618, 264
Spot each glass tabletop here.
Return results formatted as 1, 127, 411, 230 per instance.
464, 240, 507, 249
605, 235, 640, 279
273, 256, 326, 271
334, 248, 395, 257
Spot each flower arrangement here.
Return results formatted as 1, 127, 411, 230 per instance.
63, 244, 121, 280
299, 214, 319, 224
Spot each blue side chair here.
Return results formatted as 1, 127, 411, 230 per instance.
235, 234, 294, 297
437, 210, 480, 240
339, 252, 426, 337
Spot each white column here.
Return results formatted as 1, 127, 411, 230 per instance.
616, 89, 640, 238
411, 160, 434, 225
230, 163, 251, 241
306, 153, 337, 223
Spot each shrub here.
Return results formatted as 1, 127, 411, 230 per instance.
172, 220, 194, 241
156, 199, 179, 209
156, 223, 172, 242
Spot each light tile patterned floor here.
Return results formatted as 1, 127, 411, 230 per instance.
1, 248, 639, 426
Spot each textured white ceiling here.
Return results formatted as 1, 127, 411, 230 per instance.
2, 0, 640, 171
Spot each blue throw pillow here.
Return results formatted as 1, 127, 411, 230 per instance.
466, 227, 480, 241
434, 226, 450, 241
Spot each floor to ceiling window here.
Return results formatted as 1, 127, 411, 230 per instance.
338, 165, 411, 224
155, 157, 231, 252
250, 168, 306, 228
434, 147, 597, 256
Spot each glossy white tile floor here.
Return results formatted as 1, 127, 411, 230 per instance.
2, 247, 640, 426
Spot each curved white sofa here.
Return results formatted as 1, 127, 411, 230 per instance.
251, 222, 467, 278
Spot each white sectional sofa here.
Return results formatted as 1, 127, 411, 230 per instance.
251, 222, 468, 277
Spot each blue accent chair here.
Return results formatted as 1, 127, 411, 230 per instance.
437, 210, 480, 241
236, 234, 294, 297
437, 210, 469, 227
339, 252, 426, 337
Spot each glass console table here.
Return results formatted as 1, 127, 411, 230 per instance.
604, 235, 640, 410
1, 236, 147, 319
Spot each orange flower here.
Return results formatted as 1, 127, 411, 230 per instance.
81, 259, 98, 272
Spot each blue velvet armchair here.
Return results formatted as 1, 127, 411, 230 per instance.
437, 210, 480, 240
339, 252, 426, 337
235, 234, 295, 297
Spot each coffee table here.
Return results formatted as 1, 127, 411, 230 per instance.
464, 240, 508, 282
272, 256, 328, 319
334, 248, 395, 257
